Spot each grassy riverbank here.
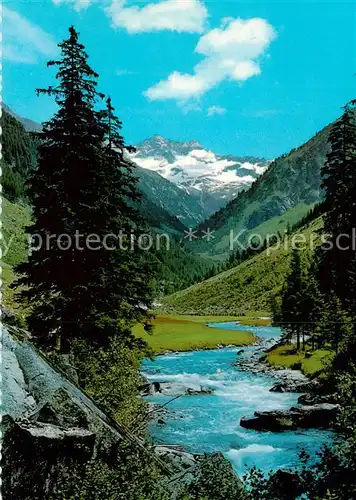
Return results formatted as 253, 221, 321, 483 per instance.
266, 345, 332, 377
134, 315, 258, 354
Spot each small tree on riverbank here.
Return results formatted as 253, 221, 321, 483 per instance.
280, 249, 306, 349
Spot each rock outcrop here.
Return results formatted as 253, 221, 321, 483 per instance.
240, 403, 340, 431
297, 393, 336, 405
269, 378, 321, 393
155, 445, 198, 470
2, 327, 168, 498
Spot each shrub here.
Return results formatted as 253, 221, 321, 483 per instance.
50, 444, 170, 500
186, 453, 246, 500
72, 335, 149, 430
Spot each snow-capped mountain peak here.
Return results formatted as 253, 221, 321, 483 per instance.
131, 136, 270, 211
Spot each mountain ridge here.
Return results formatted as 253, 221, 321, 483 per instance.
187, 118, 333, 256
130, 135, 270, 217
3, 103, 272, 229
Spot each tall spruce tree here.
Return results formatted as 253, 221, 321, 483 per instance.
16, 27, 154, 351
318, 100, 356, 313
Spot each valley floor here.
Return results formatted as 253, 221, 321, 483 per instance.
138, 315, 333, 381
133, 315, 264, 354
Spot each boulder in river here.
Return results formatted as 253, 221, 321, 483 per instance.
140, 381, 161, 395
269, 377, 321, 393
141, 381, 213, 397
240, 403, 340, 431
186, 386, 213, 395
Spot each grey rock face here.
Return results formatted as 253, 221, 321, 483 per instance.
3, 415, 96, 499
1, 328, 127, 498
240, 403, 340, 431
155, 445, 197, 470
2, 327, 199, 498
32, 387, 90, 428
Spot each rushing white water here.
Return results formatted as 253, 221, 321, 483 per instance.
142, 323, 332, 476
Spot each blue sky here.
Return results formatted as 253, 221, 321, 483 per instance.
3, 0, 356, 158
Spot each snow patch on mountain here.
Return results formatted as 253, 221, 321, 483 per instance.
130, 136, 270, 202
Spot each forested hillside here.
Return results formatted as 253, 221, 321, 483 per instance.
1, 110, 38, 202
2, 103, 42, 132
163, 216, 323, 314
190, 120, 332, 256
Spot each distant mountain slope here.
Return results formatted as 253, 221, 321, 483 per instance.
2, 105, 210, 228
2, 104, 42, 132
135, 165, 208, 228
162, 216, 323, 315
1, 108, 38, 202
1, 106, 185, 236
139, 192, 187, 234
191, 120, 332, 256
131, 135, 270, 215
1, 110, 211, 309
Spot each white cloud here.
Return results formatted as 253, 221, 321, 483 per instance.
145, 17, 276, 101
207, 106, 226, 116
231, 60, 261, 80
145, 71, 208, 101
107, 0, 207, 34
196, 17, 275, 59
52, 0, 92, 11
3, 7, 58, 64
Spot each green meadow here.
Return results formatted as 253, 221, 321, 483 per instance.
266, 345, 332, 377
133, 315, 258, 354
